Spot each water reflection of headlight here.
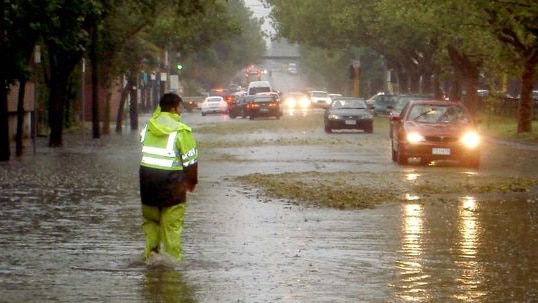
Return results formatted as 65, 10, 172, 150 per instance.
461, 132, 480, 148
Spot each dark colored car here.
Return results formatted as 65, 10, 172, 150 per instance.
228, 95, 255, 119
245, 95, 282, 120
323, 97, 373, 133
390, 100, 481, 167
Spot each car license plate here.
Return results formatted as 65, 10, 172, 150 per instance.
432, 148, 451, 155
260, 108, 268, 112
345, 120, 356, 125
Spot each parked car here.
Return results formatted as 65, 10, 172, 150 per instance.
201, 96, 228, 116
372, 94, 397, 115
246, 95, 282, 120
309, 90, 332, 108
366, 92, 386, 106
390, 99, 480, 167
323, 97, 373, 133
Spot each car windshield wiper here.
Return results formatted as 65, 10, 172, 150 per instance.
412, 110, 434, 121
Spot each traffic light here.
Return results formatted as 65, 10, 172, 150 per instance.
176, 64, 183, 71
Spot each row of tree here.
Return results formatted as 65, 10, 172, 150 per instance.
0, 0, 266, 161
265, 0, 538, 133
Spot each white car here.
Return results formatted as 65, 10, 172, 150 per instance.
201, 96, 228, 116
309, 90, 332, 108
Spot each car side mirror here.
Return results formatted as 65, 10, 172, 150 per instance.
390, 115, 401, 122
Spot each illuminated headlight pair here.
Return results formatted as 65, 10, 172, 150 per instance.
460, 131, 480, 148
405, 131, 481, 148
328, 114, 371, 120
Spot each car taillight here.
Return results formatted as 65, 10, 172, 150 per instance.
269, 102, 277, 107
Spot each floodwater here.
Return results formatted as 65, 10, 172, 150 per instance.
1, 110, 538, 303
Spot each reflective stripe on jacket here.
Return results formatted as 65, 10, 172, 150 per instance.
141, 129, 182, 170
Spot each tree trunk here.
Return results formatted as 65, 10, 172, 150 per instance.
130, 80, 138, 131
0, 85, 9, 161
116, 78, 133, 133
448, 77, 461, 101
518, 59, 535, 133
102, 88, 111, 135
447, 44, 481, 113
90, 25, 100, 139
16, 79, 26, 156
462, 69, 480, 114
48, 74, 69, 147
0, 0, 10, 161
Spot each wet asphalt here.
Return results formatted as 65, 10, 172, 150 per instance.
1, 110, 538, 303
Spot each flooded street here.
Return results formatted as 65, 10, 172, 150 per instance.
1, 110, 538, 302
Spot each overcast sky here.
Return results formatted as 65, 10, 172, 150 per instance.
243, 0, 274, 46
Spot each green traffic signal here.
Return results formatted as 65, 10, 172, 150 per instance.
176, 64, 183, 71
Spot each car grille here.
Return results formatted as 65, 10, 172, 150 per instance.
424, 136, 458, 142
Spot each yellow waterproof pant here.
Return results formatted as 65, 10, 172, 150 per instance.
142, 203, 186, 262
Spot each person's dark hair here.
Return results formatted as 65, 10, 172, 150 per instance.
159, 93, 183, 112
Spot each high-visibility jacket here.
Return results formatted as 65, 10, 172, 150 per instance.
139, 109, 198, 207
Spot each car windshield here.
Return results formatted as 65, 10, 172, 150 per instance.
375, 98, 392, 106
408, 104, 469, 123
250, 87, 271, 94
332, 99, 367, 109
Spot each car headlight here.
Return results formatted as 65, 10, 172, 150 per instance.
361, 113, 373, 119
285, 97, 296, 108
299, 98, 310, 108
461, 131, 480, 148
328, 114, 341, 120
406, 132, 425, 143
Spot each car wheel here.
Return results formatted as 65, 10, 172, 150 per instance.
365, 124, 373, 134
391, 141, 397, 162
324, 125, 332, 133
249, 115, 255, 120
201, 112, 206, 116
397, 149, 408, 165
229, 113, 236, 119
